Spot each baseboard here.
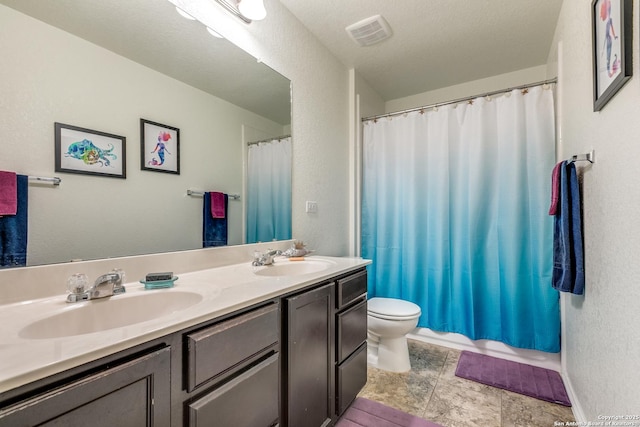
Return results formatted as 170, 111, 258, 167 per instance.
407, 327, 561, 371
560, 371, 586, 423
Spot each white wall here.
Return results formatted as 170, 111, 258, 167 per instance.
0, 5, 284, 265
385, 65, 550, 113
355, 72, 386, 120
548, 0, 640, 419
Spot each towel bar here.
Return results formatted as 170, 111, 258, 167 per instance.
28, 176, 61, 186
187, 189, 240, 200
569, 150, 594, 164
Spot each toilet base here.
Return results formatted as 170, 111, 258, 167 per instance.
367, 334, 411, 373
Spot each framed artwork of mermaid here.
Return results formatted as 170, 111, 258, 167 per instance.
54, 122, 126, 179
591, 0, 632, 112
140, 119, 180, 175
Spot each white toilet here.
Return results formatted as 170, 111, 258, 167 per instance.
367, 297, 421, 373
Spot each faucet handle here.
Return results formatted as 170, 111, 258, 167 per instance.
111, 268, 126, 294
67, 273, 89, 294
110, 268, 126, 285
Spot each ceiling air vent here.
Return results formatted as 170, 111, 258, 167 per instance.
346, 15, 392, 47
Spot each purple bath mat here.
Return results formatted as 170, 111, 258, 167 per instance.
455, 351, 571, 406
336, 397, 443, 427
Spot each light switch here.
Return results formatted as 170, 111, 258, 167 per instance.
305, 201, 318, 213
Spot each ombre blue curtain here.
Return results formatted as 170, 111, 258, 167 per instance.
361, 85, 560, 352
246, 137, 292, 243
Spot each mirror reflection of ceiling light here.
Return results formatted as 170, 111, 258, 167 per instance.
175, 6, 196, 20
207, 27, 224, 38
174, 5, 224, 40
237, 0, 266, 21
211, 0, 266, 23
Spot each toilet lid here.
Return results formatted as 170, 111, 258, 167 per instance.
368, 297, 421, 318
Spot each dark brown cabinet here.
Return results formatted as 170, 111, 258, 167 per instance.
283, 282, 334, 427
184, 302, 280, 427
282, 268, 368, 427
185, 303, 279, 392
0, 347, 171, 427
0, 267, 368, 427
335, 269, 368, 417
187, 353, 279, 427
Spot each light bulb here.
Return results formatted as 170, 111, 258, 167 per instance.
237, 0, 266, 21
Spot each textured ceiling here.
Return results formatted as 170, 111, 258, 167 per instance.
0, 0, 292, 125
278, 0, 563, 101
2, 0, 563, 117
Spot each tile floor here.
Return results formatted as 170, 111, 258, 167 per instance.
358, 339, 575, 427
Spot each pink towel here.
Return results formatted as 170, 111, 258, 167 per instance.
210, 192, 225, 219
0, 171, 18, 216
548, 161, 563, 215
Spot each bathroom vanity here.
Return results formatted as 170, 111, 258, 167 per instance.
0, 253, 369, 427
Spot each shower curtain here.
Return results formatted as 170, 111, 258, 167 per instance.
246, 137, 292, 243
361, 85, 560, 352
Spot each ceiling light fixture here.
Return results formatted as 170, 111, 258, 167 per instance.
211, 0, 266, 24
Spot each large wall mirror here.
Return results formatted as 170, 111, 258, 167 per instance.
0, 0, 291, 268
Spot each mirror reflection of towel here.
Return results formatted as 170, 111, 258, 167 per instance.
0, 171, 17, 216
0, 175, 28, 268
210, 192, 225, 218
203, 192, 228, 247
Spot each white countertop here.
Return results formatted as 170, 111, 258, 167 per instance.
0, 256, 370, 394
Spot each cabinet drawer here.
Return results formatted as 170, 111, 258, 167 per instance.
336, 269, 367, 309
186, 302, 279, 392
336, 298, 367, 363
188, 353, 279, 427
336, 342, 367, 416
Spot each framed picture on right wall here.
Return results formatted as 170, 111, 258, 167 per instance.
591, 0, 632, 112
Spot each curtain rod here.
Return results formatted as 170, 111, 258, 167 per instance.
362, 78, 558, 122
247, 134, 291, 146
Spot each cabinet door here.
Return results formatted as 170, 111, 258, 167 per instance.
0, 347, 171, 427
285, 283, 334, 427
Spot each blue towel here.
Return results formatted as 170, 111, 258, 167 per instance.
552, 161, 585, 294
0, 174, 28, 268
203, 192, 228, 247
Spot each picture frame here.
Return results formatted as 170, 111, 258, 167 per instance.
140, 119, 180, 174
592, 0, 632, 112
54, 122, 126, 179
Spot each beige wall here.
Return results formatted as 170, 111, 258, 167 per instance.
548, 0, 640, 420
170, 0, 352, 256
385, 65, 550, 113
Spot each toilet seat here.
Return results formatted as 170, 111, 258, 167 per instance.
368, 297, 421, 321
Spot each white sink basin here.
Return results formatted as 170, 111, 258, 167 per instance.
19, 291, 203, 339
253, 259, 332, 277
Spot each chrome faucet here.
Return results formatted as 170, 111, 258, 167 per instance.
252, 249, 282, 266
66, 270, 126, 303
